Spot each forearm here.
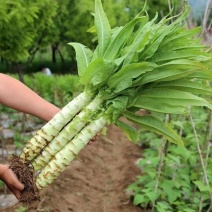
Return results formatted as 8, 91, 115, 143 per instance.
0, 74, 60, 122
0, 164, 7, 179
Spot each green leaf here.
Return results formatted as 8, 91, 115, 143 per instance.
107, 62, 157, 92
91, 62, 115, 87
161, 180, 179, 202
80, 58, 103, 86
134, 60, 207, 86
87, 25, 96, 33
158, 59, 207, 70
140, 23, 173, 60
193, 181, 212, 192
124, 111, 183, 145
80, 58, 114, 87
116, 120, 140, 142
94, 0, 111, 57
106, 96, 128, 122
145, 191, 158, 202
133, 194, 144, 205
103, 16, 143, 60
110, 96, 128, 110
187, 71, 212, 81
135, 88, 212, 110
14, 140, 23, 149
68, 42, 93, 77
154, 80, 212, 96
156, 202, 173, 211
134, 69, 193, 86
182, 209, 197, 212
123, 15, 157, 66
159, 27, 202, 50
171, 146, 191, 160
172, 4, 190, 23
130, 98, 186, 114
148, 49, 206, 63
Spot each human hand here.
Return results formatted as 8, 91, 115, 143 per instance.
0, 165, 24, 200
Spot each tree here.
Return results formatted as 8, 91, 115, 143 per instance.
49, 0, 94, 67
0, 0, 58, 80
0, 0, 183, 77
57, 0, 183, 63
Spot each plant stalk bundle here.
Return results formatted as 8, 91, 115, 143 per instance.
13, 0, 212, 202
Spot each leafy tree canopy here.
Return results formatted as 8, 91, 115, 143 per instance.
0, 0, 184, 70
0, 0, 58, 62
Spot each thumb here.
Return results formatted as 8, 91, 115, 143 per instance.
7, 169, 24, 190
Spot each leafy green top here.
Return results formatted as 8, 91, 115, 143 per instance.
69, 0, 212, 145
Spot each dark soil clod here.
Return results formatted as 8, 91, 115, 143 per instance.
8, 155, 40, 204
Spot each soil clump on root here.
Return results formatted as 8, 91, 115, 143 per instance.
8, 155, 40, 204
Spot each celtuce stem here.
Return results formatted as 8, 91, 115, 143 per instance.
20, 91, 92, 162
32, 97, 103, 170
36, 116, 107, 189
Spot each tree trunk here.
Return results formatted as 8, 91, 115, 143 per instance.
51, 44, 58, 63
13, 62, 25, 83
58, 48, 65, 74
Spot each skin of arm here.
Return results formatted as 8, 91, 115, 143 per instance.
0, 73, 60, 121
0, 73, 61, 199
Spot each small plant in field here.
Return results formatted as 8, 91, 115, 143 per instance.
7, 0, 212, 204
0, 180, 4, 189
15, 206, 27, 212
128, 108, 212, 211
14, 133, 24, 150
14, 133, 31, 150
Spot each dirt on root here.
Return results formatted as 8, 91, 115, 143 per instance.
4, 124, 144, 212
9, 155, 40, 204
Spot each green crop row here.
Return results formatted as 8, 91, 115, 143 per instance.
128, 108, 212, 212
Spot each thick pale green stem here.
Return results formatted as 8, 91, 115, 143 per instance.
36, 116, 107, 190
32, 97, 103, 170
20, 91, 92, 162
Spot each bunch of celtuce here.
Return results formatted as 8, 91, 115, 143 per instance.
20, 0, 212, 190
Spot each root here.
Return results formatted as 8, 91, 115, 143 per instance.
8, 155, 40, 204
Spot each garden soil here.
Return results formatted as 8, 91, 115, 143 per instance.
2, 124, 144, 212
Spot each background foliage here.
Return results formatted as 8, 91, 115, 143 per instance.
0, 0, 183, 75
128, 108, 212, 211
